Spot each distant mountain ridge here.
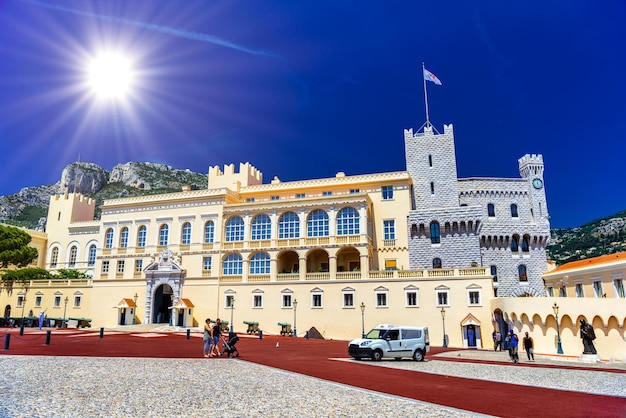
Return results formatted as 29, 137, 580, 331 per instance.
0, 161, 624, 266
0, 161, 208, 230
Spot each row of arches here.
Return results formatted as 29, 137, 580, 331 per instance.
481, 234, 549, 249
410, 220, 481, 244
102, 206, 366, 250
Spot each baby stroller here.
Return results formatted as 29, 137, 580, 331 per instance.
222, 332, 240, 358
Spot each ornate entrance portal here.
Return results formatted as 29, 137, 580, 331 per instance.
143, 250, 186, 325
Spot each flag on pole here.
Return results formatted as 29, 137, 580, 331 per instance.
423, 68, 442, 85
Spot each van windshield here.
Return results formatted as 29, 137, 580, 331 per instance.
365, 328, 388, 339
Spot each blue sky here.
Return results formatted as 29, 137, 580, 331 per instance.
1, 1, 625, 229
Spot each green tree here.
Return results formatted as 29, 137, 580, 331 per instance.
51, 269, 90, 280
1, 267, 50, 294
0, 224, 38, 268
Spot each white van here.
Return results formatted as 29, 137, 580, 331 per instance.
348, 324, 430, 361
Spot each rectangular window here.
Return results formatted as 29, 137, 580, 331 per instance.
35, 295, 42, 307
384, 260, 397, 271
593, 281, 603, 298
575, 283, 584, 298
102, 261, 110, 273
322, 191, 332, 196
614, 279, 625, 298
74, 295, 82, 307
546, 287, 554, 297
17, 295, 25, 307
381, 185, 394, 200
296, 193, 306, 199
376, 292, 388, 307
383, 220, 395, 241
468, 290, 481, 305
246, 198, 255, 203
203, 256, 212, 271
54, 295, 61, 307
343, 292, 354, 308
135, 259, 143, 273
430, 182, 435, 194
117, 260, 125, 274
437, 291, 449, 306
271, 196, 280, 201
282, 294, 292, 308
225, 295, 235, 308
312, 293, 322, 308
349, 189, 360, 194
406, 291, 418, 307
490, 265, 498, 282
253, 294, 263, 308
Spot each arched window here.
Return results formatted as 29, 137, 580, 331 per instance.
181, 222, 191, 245
137, 225, 147, 248
518, 265, 528, 282
105, 228, 114, 249
433, 258, 442, 269
223, 253, 243, 275
337, 207, 360, 235
50, 247, 59, 268
249, 252, 270, 275
204, 221, 215, 243
159, 224, 169, 246
88, 244, 97, 266
510, 204, 519, 218
307, 209, 329, 237
487, 204, 495, 217
510, 234, 519, 252
69, 246, 78, 267
278, 212, 300, 239
225, 216, 245, 242
120, 227, 129, 248
430, 221, 441, 244
490, 265, 498, 282
521, 235, 530, 252
251, 214, 271, 241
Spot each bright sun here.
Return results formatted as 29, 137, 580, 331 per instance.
87, 53, 134, 99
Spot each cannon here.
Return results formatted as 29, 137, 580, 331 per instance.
277, 322, 292, 336
243, 320, 260, 334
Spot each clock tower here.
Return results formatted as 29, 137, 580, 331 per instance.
519, 154, 548, 224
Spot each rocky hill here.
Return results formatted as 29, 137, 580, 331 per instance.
0, 162, 208, 230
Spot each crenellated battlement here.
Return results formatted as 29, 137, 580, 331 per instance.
208, 162, 263, 191
404, 123, 454, 139
518, 154, 544, 178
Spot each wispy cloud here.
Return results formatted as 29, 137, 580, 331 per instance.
21, 0, 282, 59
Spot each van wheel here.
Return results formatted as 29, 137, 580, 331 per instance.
413, 349, 424, 362
371, 350, 383, 361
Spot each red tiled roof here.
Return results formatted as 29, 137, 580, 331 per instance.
551, 251, 626, 272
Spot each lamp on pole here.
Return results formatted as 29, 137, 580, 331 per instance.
132, 293, 138, 325
553, 302, 564, 354
292, 299, 298, 337
360, 302, 366, 338
63, 296, 69, 328
440, 307, 447, 348
230, 297, 235, 333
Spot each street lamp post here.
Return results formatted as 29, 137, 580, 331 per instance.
132, 293, 138, 325
292, 299, 298, 337
63, 296, 69, 328
440, 307, 447, 348
360, 302, 366, 338
230, 297, 235, 333
553, 302, 564, 354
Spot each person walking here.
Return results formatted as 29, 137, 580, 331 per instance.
523, 332, 534, 361
203, 318, 213, 358
507, 330, 519, 363
211, 318, 222, 357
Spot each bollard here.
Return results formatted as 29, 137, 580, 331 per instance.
186, 329, 190, 340
305, 330, 309, 340
99, 327, 104, 339
19, 323, 24, 336
259, 330, 263, 340
3, 334, 10, 350
45, 330, 51, 345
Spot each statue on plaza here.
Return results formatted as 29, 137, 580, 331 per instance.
579, 319, 597, 355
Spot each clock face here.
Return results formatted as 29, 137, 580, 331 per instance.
532, 178, 543, 189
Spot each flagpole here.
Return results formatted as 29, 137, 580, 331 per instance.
422, 62, 430, 128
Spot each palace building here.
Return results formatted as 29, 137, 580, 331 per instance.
1, 122, 552, 348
